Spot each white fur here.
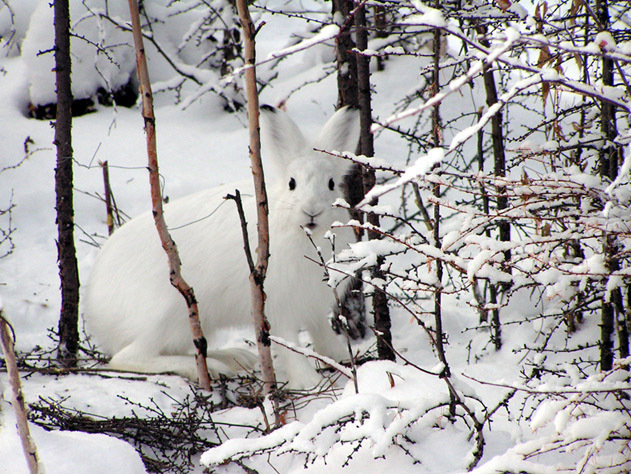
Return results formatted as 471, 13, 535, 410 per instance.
83, 106, 360, 389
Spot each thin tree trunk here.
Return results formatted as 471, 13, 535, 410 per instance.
613, 287, 628, 359
600, 244, 615, 371
127, 0, 211, 391
235, 0, 279, 424
475, 109, 493, 325
596, 0, 619, 371
429, 12, 450, 382
333, 0, 366, 341
54, 0, 80, 367
1, 312, 42, 474
479, 32, 509, 351
355, 2, 394, 361
625, 288, 631, 358
373, 5, 387, 71
597, 0, 617, 181
333, 0, 358, 110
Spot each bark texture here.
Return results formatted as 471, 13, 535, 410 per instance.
54, 0, 80, 367
478, 26, 510, 351
235, 0, 279, 421
128, 0, 212, 391
596, 0, 619, 371
1, 313, 41, 473
333, 0, 367, 341
355, 3, 394, 361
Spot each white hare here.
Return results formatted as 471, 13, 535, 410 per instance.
83, 106, 360, 389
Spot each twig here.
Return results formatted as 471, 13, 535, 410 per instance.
100, 160, 115, 236
225, 191, 255, 272
303, 230, 359, 393
269, 335, 353, 380
462, 372, 631, 394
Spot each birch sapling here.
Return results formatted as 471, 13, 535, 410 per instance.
1, 311, 41, 474
235, 0, 278, 418
127, 0, 211, 391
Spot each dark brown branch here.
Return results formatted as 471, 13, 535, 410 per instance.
100, 161, 115, 236
54, 0, 80, 368
355, 1, 394, 361
225, 191, 255, 273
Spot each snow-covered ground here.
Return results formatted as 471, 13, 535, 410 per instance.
1, 1, 630, 473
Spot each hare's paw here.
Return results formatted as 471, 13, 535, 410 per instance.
278, 353, 323, 390
310, 324, 349, 363
107, 350, 200, 380
284, 365, 322, 391
207, 348, 258, 375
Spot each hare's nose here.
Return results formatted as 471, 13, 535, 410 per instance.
303, 209, 322, 220
303, 210, 322, 229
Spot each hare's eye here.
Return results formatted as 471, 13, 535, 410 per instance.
289, 177, 296, 191
328, 178, 335, 191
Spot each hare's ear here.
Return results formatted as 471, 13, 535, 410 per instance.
260, 105, 307, 170
314, 106, 361, 169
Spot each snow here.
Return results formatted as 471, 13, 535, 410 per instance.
0, 402, 147, 474
266, 24, 340, 61
360, 148, 444, 204
405, 4, 446, 28
200, 421, 301, 465
1, 1, 630, 473
594, 31, 616, 51
0, 0, 40, 56
201, 360, 457, 470
530, 399, 567, 431
21, 1, 137, 106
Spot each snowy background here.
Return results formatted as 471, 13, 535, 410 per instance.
1, 0, 630, 473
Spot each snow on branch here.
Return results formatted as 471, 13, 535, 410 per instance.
470, 360, 631, 474
358, 148, 444, 206
375, 14, 630, 140
269, 336, 353, 380
449, 73, 544, 151
201, 368, 454, 469
266, 24, 340, 61
373, 25, 521, 133
222, 23, 341, 84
